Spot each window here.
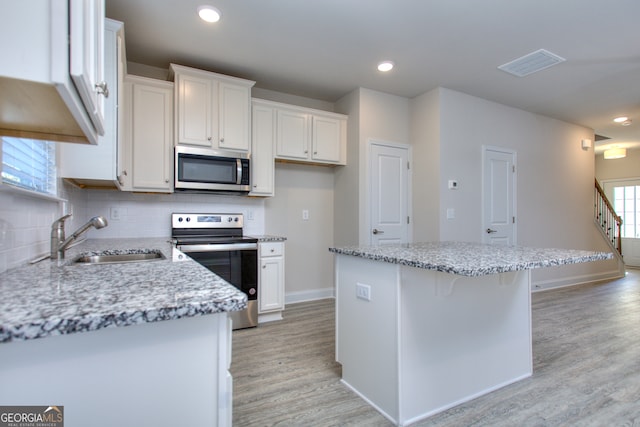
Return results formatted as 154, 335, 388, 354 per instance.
1, 136, 57, 196
613, 185, 640, 238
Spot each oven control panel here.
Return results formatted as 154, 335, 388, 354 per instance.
172, 213, 243, 229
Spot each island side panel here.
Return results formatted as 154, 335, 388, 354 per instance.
398, 268, 533, 425
335, 254, 401, 422
0, 313, 230, 427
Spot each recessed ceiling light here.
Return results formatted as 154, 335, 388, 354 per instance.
198, 5, 222, 23
377, 61, 394, 72
613, 116, 629, 123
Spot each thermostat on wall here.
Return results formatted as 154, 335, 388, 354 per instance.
448, 180, 458, 190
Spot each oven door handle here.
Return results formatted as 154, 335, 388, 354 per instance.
178, 243, 258, 252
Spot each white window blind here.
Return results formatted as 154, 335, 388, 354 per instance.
1, 136, 57, 196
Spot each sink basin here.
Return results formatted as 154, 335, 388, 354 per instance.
73, 250, 166, 265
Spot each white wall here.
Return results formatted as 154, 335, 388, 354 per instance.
264, 163, 335, 303
358, 89, 411, 245
411, 87, 622, 289
410, 89, 441, 241
334, 88, 411, 246
334, 89, 360, 247
596, 149, 640, 182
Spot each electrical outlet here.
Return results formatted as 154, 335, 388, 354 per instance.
110, 207, 125, 221
302, 209, 309, 221
356, 283, 371, 301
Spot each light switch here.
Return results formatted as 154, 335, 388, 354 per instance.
446, 208, 455, 219
302, 209, 309, 221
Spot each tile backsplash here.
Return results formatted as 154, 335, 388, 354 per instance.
0, 183, 265, 273
0, 182, 86, 272
84, 190, 266, 239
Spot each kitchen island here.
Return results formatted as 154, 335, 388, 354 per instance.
0, 238, 246, 427
329, 242, 612, 426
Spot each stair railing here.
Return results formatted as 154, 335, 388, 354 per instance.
594, 179, 622, 256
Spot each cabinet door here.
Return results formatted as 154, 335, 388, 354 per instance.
69, 0, 106, 135
276, 110, 309, 160
249, 104, 275, 196
312, 115, 342, 163
58, 19, 121, 184
176, 73, 216, 147
259, 256, 284, 313
219, 83, 251, 151
130, 82, 174, 191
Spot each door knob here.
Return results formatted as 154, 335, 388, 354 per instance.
486, 228, 497, 234
372, 228, 384, 235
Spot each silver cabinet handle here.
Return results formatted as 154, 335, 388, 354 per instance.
95, 81, 109, 98
372, 229, 384, 235
486, 228, 498, 234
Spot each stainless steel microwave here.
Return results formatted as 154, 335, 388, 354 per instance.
174, 146, 250, 193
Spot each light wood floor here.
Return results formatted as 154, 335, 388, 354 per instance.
231, 269, 640, 426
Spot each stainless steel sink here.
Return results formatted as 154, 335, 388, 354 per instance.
73, 250, 166, 265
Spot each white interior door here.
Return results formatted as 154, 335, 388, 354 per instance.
482, 147, 516, 245
369, 141, 410, 245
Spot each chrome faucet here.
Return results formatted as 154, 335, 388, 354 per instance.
50, 214, 108, 260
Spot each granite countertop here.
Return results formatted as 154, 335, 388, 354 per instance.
252, 235, 287, 242
0, 238, 247, 343
329, 241, 613, 277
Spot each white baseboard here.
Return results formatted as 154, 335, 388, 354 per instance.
532, 268, 624, 292
285, 288, 335, 305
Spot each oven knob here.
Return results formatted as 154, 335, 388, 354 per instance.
234, 217, 239, 222
178, 217, 183, 222
227, 217, 233, 222
186, 217, 191, 222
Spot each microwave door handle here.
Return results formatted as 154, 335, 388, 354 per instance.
236, 159, 243, 185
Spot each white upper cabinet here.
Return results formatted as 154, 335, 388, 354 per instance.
311, 115, 343, 163
268, 101, 347, 165
250, 101, 276, 196
59, 19, 125, 188
276, 109, 310, 160
69, 0, 107, 136
120, 76, 174, 193
169, 64, 255, 152
0, 0, 107, 145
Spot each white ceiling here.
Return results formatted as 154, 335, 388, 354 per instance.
105, 0, 640, 154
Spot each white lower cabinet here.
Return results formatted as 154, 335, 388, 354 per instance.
258, 241, 285, 320
121, 75, 174, 192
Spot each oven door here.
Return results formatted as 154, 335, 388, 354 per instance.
179, 243, 258, 329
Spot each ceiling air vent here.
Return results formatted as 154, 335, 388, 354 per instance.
498, 49, 566, 77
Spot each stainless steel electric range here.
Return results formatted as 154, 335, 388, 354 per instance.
171, 213, 258, 329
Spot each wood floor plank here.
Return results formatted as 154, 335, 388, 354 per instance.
231, 269, 640, 426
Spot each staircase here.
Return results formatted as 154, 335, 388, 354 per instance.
594, 179, 623, 257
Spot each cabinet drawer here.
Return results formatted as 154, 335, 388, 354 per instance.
260, 242, 283, 257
